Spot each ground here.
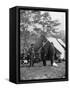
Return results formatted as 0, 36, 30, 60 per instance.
20, 61, 66, 80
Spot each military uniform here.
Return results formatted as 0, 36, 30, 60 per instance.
28, 44, 35, 67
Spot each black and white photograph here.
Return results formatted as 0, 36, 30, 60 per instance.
19, 8, 67, 81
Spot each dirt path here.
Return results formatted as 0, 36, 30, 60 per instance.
20, 61, 66, 80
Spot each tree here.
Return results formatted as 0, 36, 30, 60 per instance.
20, 10, 33, 46
20, 10, 61, 49
30, 11, 61, 36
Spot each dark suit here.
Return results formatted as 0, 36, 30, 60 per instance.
49, 43, 55, 65
41, 41, 55, 66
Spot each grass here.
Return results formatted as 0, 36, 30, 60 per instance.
20, 61, 66, 80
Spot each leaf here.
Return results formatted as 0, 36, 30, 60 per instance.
53, 23, 61, 26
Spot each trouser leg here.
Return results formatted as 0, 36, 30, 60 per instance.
30, 57, 34, 67
41, 54, 46, 66
30, 60, 33, 67
43, 59, 46, 66
51, 55, 54, 66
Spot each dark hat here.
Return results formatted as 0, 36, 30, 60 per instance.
51, 42, 54, 45
31, 43, 34, 46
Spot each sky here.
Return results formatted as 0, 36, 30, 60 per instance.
49, 11, 65, 32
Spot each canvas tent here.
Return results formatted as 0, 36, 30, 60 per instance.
57, 39, 65, 47
57, 39, 65, 50
47, 37, 65, 59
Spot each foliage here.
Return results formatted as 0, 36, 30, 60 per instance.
20, 10, 61, 50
